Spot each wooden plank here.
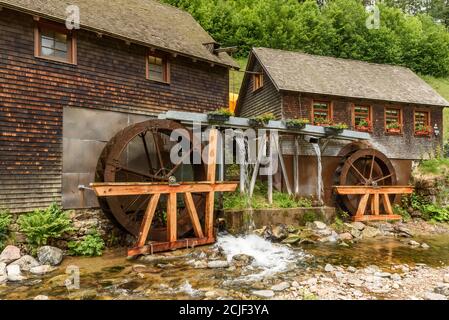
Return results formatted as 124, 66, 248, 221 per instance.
183, 192, 204, 238
204, 191, 215, 239
166, 193, 177, 243
249, 133, 266, 197
334, 186, 413, 195
274, 135, 292, 195
206, 128, 218, 183
356, 194, 370, 217
382, 194, 394, 215
293, 136, 300, 195
373, 193, 380, 215
136, 194, 160, 247
353, 215, 402, 222
128, 237, 215, 256
91, 182, 237, 197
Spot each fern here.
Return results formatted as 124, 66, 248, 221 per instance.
68, 230, 105, 256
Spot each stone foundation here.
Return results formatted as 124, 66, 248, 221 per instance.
222, 207, 336, 235
413, 175, 449, 206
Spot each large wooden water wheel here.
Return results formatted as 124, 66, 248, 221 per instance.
335, 148, 397, 215
95, 119, 206, 239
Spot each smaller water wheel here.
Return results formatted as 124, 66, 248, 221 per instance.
95, 119, 206, 239
335, 148, 397, 216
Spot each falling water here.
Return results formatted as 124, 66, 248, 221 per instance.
311, 143, 324, 206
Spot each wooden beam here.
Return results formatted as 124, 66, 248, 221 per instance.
274, 135, 292, 195
382, 194, 394, 215
166, 193, 177, 243
293, 137, 300, 195
128, 237, 215, 256
356, 194, 370, 217
136, 194, 160, 247
183, 192, 204, 238
206, 129, 218, 183
373, 193, 380, 215
249, 133, 266, 197
334, 186, 413, 195
353, 215, 402, 222
91, 181, 237, 196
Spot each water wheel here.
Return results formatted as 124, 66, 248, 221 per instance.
335, 148, 397, 215
95, 119, 206, 239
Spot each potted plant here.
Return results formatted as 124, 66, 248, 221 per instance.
386, 121, 401, 134
284, 118, 310, 130
248, 112, 276, 127
207, 107, 234, 123
415, 124, 432, 136
355, 118, 372, 132
324, 122, 348, 135
313, 117, 332, 127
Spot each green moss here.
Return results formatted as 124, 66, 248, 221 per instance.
303, 211, 317, 223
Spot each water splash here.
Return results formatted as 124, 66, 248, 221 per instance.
311, 143, 324, 206
177, 280, 200, 296
216, 234, 300, 279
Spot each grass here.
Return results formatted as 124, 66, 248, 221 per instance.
416, 157, 449, 176
230, 57, 248, 94
421, 75, 449, 141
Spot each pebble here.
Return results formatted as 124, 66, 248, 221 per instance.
291, 281, 300, 288
444, 274, 449, 284
324, 264, 335, 272
421, 243, 430, 249
374, 272, 392, 278
312, 221, 327, 230
408, 240, 420, 246
271, 282, 290, 291
207, 260, 229, 268
347, 266, 357, 273
252, 290, 275, 298
34, 295, 49, 300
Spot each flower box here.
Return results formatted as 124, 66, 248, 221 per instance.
207, 113, 230, 123
249, 118, 267, 127
355, 126, 372, 132
415, 130, 432, 136
324, 127, 344, 135
386, 128, 401, 134
285, 122, 306, 130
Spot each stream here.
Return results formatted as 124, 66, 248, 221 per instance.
1, 233, 449, 300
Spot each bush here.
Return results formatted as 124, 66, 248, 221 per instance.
68, 230, 105, 256
17, 203, 73, 247
421, 204, 449, 222
0, 210, 12, 251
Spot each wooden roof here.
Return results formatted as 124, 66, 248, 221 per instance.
250, 47, 449, 107
0, 0, 238, 68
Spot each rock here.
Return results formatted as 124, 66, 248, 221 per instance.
291, 281, 300, 288
30, 265, 57, 275
391, 273, 402, 281
231, 254, 254, 266
34, 295, 49, 300
281, 234, 301, 244
395, 226, 413, 237
37, 246, 63, 266
361, 226, 380, 238
192, 261, 208, 269
351, 221, 366, 231
374, 272, 391, 278
0, 245, 21, 263
347, 266, 357, 273
421, 243, 430, 249
0, 262, 6, 276
424, 292, 447, 300
434, 285, 449, 297
444, 274, 449, 284
9, 255, 40, 271
312, 221, 327, 230
251, 290, 274, 298
349, 228, 362, 239
0, 275, 6, 284
207, 260, 229, 268
408, 240, 420, 247
6, 264, 26, 281
324, 264, 335, 272
271, 224, 288, 241
347, 278, 363, 287
338, 232, 353, 241
270, 282, 290, 291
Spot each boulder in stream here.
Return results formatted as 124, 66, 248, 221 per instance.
0, 245, 21, 264
9, 255, 40, 271
6, 264, 26, 282
37, 246, 63, 266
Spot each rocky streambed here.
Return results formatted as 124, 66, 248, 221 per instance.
0, 219, 449, 300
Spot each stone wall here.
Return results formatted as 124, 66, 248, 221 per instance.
413, 174, 449, 207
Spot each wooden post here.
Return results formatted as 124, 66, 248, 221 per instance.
293, 136, 300, 195
136, 194, 160, 247
267, 132, 273, 204
237, 135, 246, 193
167, 192, 177, 243
273, 135, 292, 195
205, 128, 218, 239
249, 133, 267, 197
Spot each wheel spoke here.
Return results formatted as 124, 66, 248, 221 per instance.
166, 147, 194, 177
350, 162, 368, 183
117, 166, 166, 181
139, 132, 155, 175
123, 194, 144, 212
374, 173, 393, 183
151, 130, 166, 173
369, 155, 375, 180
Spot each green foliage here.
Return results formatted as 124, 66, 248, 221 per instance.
208, 107, 234, 116
0, 210, 12, 251
332, 216, 346, 232
250, 112, 276, 125
418, 157, 449, 175
303, 211, 317, 223
421, 203, 449, 222
393, 204, 411, 221
68, 230, 105, 257
17, 203, 73, 247
330, 122, 349, 130
285, 118, 310, 127
162, 0, 449, 77
421, 76, 449, 140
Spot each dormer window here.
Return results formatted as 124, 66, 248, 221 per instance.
146, 54, 170, 83
34, 21, 77, 64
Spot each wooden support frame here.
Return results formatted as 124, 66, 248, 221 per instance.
334, 186, 413, 221
91, 128, 237, 257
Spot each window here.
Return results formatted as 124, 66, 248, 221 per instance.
253, 73, 263, 91
414, 110, 431, 136
385, 107, 402, 134
146, 54, 169, 83
312, 101, 332, 125
34, 22, 76, 64
352, 104, 372, 132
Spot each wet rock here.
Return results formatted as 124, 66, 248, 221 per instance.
192, 260, 208, 269
231, 254, 254, 266
347, 266, 357, 273
391, 273, 402, 281
424, 292, 447, 300
30, 265, 57, 275
68, 289, 98, 300
374, 272, 391, 278
47, 274, 68, 288
351, 222, 366, 231
408, 240, 420, 247
347, 278, 363, 287
339, 232, 353, 241
207, 260, 229, 268
0, 245, 21, 264
0, 262, 6, 276
444, 274, 449, 284
324, 264, 335, 272
312, 221, 327, 230
271, 282, 290, 291
34, 295, 49, 300
271, 224, 288, 241
252, 290, 274, 298
37, 246, 63, 266
349, 228, 362, 239
361, 226, 380, 238
9, 255, 40, 271
434, 285, 449, 297
421, 243, 430, 249
6, 264, 26, 282
395, 226, 413, 237
0, 275, 7, 284
281, 234, 301, 244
